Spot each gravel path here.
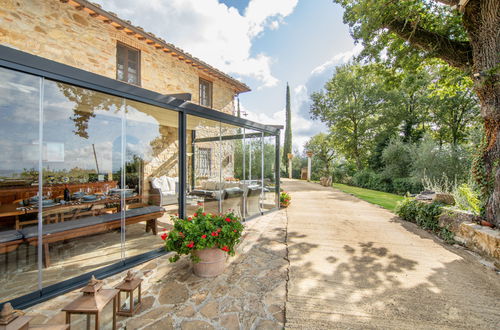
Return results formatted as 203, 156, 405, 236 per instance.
282, 179, 500, 329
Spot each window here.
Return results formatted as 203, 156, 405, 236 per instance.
197, 147, 212, 177
199, 78, 212, 107
117, 43, 140, 85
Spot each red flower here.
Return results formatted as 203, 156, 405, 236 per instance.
186, 241, 194, 248
163, 228, 167, 231
221, 246, 229, 252
211, 232, 218, 237
194, 213, 198, 217
203, 212, 206, 216
187, 217, 192, 221
160, 233, 168, 240
201, 234, 207, 239
233, 229, 237, 233
225, 217, 231, 222
217, 228, 221, 233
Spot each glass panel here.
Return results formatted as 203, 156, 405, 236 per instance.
262, 133, 278, 211
0, 67, 41, 301
124, 99, 178, 258
220, 123, 244, 218
187, 116, 221, 216
244, 129, 263, 218
41, 80, 123, 288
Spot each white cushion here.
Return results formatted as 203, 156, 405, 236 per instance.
151, 177, 163, 190
166, 177, 175, 192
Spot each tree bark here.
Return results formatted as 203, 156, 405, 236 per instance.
463, 0, 500, 225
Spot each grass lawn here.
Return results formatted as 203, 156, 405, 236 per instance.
332, 183, 404, 211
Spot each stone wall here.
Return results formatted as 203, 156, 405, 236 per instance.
439, 209, 500, 264
0, 0, 237, 114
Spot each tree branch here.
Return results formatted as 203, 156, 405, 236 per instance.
384, 18, 473, 70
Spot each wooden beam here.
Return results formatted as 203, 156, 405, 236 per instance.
162, 48, 171, 53
75, 5, 84, 10
146, 40, 155, 45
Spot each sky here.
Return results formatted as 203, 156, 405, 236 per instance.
92, 0, 361, 152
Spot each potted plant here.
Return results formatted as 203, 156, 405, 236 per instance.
161, 208, 244, 277
280, 191, 291, 208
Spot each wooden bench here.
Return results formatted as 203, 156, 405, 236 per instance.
0, 230, 24, 270
20, 206, 165, 267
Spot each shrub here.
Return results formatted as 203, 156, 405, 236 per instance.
415, 202, 443, 231
395, 197, 420, 222
396, 198, 452, 243
382, 138, 413, 178
392, 177, 423, 195
453, 183, 481, 215
411, 136, 471, 185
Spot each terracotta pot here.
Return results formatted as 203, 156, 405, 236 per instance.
192, 247, 227, 277
480, 220, 494, 228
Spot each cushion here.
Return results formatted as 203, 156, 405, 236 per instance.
0, 230, 23, 243
166, 177, 175, 192
151, 177, 163, 191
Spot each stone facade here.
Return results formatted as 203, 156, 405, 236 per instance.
0, 0, 245, 114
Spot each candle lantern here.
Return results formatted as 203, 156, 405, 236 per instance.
115, 271, 142, 317
0, 303, 31, 330
62, 276, 118, 330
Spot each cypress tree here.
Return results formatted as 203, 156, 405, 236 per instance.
282, 83, 292, 175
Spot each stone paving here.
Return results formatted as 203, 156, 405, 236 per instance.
25, 210, 288, 330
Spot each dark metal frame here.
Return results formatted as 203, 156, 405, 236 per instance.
0, 44, 281, 309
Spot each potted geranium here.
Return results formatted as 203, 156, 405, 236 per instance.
161, 208, 244, 277
280, 191, 291, 208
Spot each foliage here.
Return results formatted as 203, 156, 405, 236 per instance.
333, 183, 404, 211
395, 198, 454, 243
280, 191, 291, 208
395, 198, 421, 222
304, 133, 336, 179
411, 136, 471, 185
427, 64, 480, 145
163, 208, 244, 263
282, 83, 292, 175
452, 183, 481, 215
392, 178, 423, 195
310, 63, 384, 169
333, 0, 469, 70
382, 138, 413, 178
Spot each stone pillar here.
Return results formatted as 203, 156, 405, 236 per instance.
306, 151, 313, 182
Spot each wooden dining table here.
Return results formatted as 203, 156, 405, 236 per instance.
0, 194, 142, 230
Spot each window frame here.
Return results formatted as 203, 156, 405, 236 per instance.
199, 78, 213, 108
116, 42, 141, 86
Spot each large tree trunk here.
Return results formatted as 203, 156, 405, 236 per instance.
463, 0, 500, 225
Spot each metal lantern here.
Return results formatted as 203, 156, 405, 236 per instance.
115, 271, 142, 317
62, 276, 118, 330
0, 303, 31, 330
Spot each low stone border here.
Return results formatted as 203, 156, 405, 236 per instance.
439, 209, 499, 265
25, 210, 288, 329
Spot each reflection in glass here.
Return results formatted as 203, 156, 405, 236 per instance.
186, 116, 222, 216
124, 99, 178, 258
245, 130, 263, 218
262, 133, 278, 211
40, 80, 124, 288
0, 67, 41, 302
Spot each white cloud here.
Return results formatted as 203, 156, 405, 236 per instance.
244, 84, 316, 151
92, 0, 298, 88
311, 44, 363, 75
